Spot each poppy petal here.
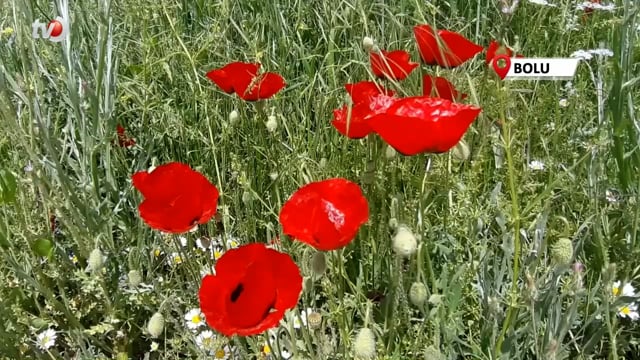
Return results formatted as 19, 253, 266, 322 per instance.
413, 24, 483, 68
206, 62, 260, 94
369, 50, 419, 80
236, 72, 286, 101
279, 178, 369, 251
422, 75, 467, 101
368, 96, 482, 155
345, 81, 395, 104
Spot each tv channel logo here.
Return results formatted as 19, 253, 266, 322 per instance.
491, 55, 580, 81
32, 16, 69, 42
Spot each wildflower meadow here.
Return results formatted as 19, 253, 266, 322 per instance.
1, 0, 639, 359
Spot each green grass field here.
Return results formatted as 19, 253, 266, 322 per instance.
1, 0, 639, 359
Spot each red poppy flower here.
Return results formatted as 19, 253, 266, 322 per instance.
413, 24, 483, 68
582, 0, 601, 21
367, 96, 482, 155
132, 162, 220, 233
422, 76, 467, 102
345, 81, 396, 103
116, 124, 136, 148
206, 62, 285, 101
485, 40, 524, 65
199, 243, 302, 337
279, 178, 369, 251
370, 49, 419, 81
331, 82, 397, 139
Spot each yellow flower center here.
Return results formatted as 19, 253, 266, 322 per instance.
612, 287, 620, 296
202, 337, 213, 347
263, 345, 271, 354
154, 249, 161, 257
230, 241, 238, 247
214, 251, 223, 260
174, 256, 182, 264
621, 306, 630, 315
191, 315, 201, 324
215, 349, 226, 358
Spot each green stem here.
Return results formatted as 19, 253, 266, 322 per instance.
494, 94, 522, 358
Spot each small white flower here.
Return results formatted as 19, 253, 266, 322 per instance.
528, 160, 545, 171
184, 308, 206, 330
605, 189, 619, 203
570, 50, 593, 60
526, 0, 556, 6
617, 303, 639, 320
612, 281, 635, 297
558, 98, 569, 108
226, 237, 240, 249
196, 330, 216, 351
150, 341, 159, 352
266, 115, 278, 132
178, 236, 188, 247
36, 328, 57, 350
292, 307, 313, 329
577, 1, 615, 11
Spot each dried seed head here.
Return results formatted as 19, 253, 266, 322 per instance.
353, 327, 376, 359
147, 312, 164, 338
307, 312, 322, 330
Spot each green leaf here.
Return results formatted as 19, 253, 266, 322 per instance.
32, 238, 54, 258
0, 169, 17, 204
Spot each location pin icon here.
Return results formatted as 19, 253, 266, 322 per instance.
492, 55, 511, 80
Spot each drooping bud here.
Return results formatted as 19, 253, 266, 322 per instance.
409, 282, 428, 307
127, 270, 142, 287
551, 238, 573, 266
228, 110, 239, 124
353, 328, 376, 359
266, 115, 278, 132
147, 312, 164, 338
362, 36, 375, 52
87, 248, 105, 273
392, 226, 417, 257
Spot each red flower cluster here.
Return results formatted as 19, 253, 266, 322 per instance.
116, 124, 135, 148
206, 61, 285, 101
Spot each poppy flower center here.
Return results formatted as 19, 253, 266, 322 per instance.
225, 259, 277, 329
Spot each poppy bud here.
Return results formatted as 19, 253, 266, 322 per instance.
551, 238, 573, 266
307, 312, 322, 330
362, 36, 375, 52
242, 190, 253, 205
392, 226, 417, 258
147, 312, 164, 338
424, 345, 444, 360
409, 282, 428, 307
228, 110, 239, 124
353, 327, 376, 359
451, 139, 470, 161
311, 251, 327, 276
127, 270, 142, 287
385, 145, 397, 159
266, 115, 278, 132
87, 248, 105, 273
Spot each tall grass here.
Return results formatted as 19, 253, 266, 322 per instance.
0, 0, 638, 358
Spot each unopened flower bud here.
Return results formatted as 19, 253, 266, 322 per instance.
353, 328, 376, 359
87, 248, 105, 273
147, 312, 164, 338
392, 226, 417, 257
242, 190, 253, 205
127, 270, 142, 287
551, 238, 573, 266
451, 139, 470, 161
266, 115, 278, 132
388, 218, 398, 230
385, 145, 397, 159
228, 110, 239, 124
311, 251, 327, 276
362, 36, 375, 52
409, 282, 428, 307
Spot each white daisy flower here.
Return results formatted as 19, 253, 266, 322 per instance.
527, 0, 556, 6
211, 246, 225, 261
36, 328, 57, 350
577, 1, 615, 11
570, 49, 593, 60
612, 281, 635, 297
195, 331, 233, 359
588, 48, 614, 58
528, 160, 545, 171
201, 267, 215, 278
226, 237, 240, 249
184, 308, 206, 330
558, 98, 569, 108
617, 303, 639, 320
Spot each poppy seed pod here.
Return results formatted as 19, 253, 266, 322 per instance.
392, 226, 418, 257
127, 270, 142, 287
409, 282, 428, 307
147, 312, 164, 338
353, 327, 376, 359
307, 312, 322, 330
551, 238, 573, 266
310, 251, 327, 276
87, 248, 105, 272
228, 110, 239, 124
266, 115, 278, 132
362, 36, 375, 52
